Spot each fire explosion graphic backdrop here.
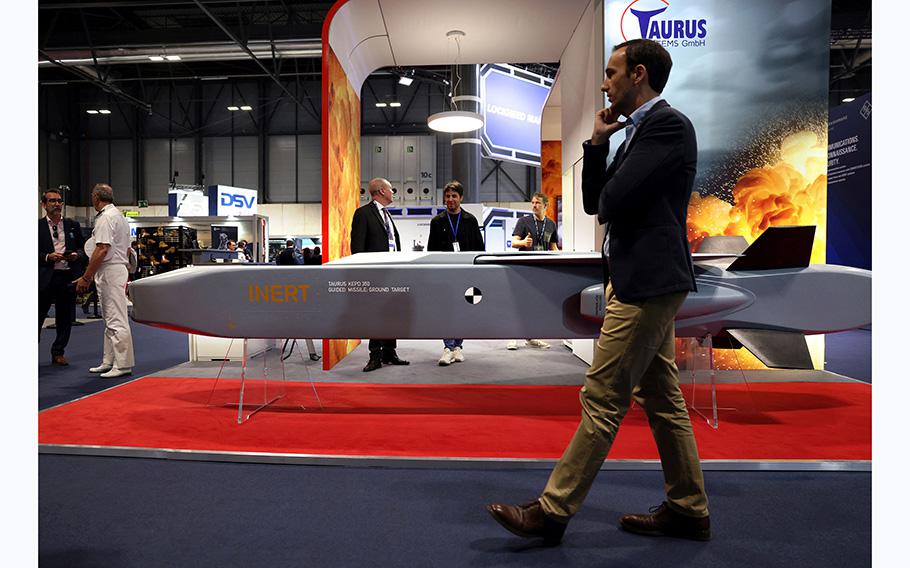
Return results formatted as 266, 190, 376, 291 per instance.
605, 1, 832, 369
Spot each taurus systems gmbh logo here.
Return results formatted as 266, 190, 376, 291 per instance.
620, 0, 707, 48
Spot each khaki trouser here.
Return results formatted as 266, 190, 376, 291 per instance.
539, 281, 708, 520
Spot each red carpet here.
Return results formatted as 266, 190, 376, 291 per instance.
39, 378, 871, 461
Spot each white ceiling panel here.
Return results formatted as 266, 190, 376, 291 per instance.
328, 0, 389, 64
347, 35, 396, 93
327, 0, 594, 95
378, 0, 592, 66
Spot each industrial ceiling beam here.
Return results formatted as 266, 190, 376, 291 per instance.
39, 48, 195, 136
192, 0, 313, 115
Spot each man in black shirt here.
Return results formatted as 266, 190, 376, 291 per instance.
508, 192, 560, 350
511, 193, 559, 252
427, 180, 485, 366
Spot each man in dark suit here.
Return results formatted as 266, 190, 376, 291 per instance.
39, 189, 86, 366
350, 177, 410, 372
276, 239, 301, 265
489, 39, 710, 545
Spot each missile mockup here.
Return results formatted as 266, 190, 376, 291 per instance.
129, 226, 871, 369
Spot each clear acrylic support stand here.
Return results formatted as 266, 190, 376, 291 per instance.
684, 334, 754, 430
685, 334, 719, 429
205, 338, 323, 424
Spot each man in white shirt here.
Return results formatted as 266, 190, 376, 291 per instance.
74, 183, 135, 378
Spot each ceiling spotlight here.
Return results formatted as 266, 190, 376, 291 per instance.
842, 97, 856, 103
99, 109, 112, 114
86, 110, 99, 114
148, 55, 165, 62
389, 102, 402, 108
165, 55, 181, 61
375, 102, 388, 108
240, 105, 253, 111
227, 106, 240, 111
398, 75, 414, 86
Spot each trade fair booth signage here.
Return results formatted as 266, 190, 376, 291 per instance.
479, 64, 552, 166
605, 0, 832, 369
826, 93, 872, 270
208, 185, 258, 216
167, 188, 208, 217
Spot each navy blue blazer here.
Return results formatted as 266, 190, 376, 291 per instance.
39, 217, 86, 292
581, 100, 698, 302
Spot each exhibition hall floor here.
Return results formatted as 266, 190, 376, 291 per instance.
38, 319, 873, 567
39, 338, 870, 469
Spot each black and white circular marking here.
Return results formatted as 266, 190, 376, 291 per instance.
464, 287, 483, 305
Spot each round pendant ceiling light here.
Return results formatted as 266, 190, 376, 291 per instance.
427, 110, 484, 133
427, 30, 484, 134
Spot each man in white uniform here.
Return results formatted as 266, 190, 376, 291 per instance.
74, 184, 135, 378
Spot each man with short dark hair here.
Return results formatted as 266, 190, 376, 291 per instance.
276, 239, 301, 265
488, 38, 710, 545
39, 189, 86, 366
350, 177, 410, 372
427, 180, 485, 365
75, 183, 135, 378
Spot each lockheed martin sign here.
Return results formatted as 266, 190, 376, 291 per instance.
479, 64, 552, 166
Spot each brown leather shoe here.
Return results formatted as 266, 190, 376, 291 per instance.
52, 355, 69, 366
486, 500, 567, 546
620, 502, 711, 541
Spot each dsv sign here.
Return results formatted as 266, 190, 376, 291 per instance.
209, 185, 258, 215
221, 193, 256, 209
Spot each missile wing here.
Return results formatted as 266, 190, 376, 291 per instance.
130, 226, 871, 370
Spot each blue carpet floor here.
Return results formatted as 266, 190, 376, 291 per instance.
39, 308, 188, 410
39, 456, 870, 568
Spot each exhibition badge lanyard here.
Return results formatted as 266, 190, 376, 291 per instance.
533, 216, 547, 251
447, 211, 462, 252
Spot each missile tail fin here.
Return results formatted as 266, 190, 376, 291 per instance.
726, 329, 814, 370
726, 226, 815, 271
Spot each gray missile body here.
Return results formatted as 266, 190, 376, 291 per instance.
129, 226, 871, 369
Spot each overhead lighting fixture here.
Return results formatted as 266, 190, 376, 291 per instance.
428, 111, 484, 133
427, 30, 485, 134
148, 55, 165, 62
200, 76, 229, 81
398, 75, 414, 86
389, 102, 402, 108
165, 55, 181, 61
86, 110, 99, 114
375, 102, 388, 108
227, 106, 240, 111
240, 105, 253, 111
842, 97, 856, 103
99, 109, 111, 115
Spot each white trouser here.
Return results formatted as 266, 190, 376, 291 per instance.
95, 263, 135, 369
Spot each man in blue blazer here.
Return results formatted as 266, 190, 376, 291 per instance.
350, 177, 409, 372
39, 189, 86, 366
489, 39, 710, 545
